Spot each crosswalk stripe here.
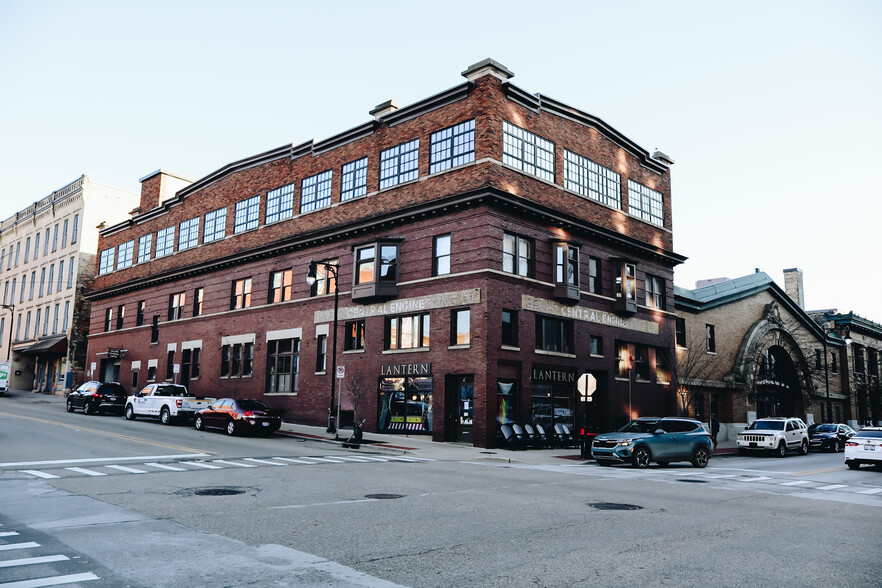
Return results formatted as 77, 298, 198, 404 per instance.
105, 465, 147, 474
327, 456, 374, 462
180, 461, 223, 469
19, 471, 59, 479
737, 476, 772, 482
65, 467, 106, 477
144, 462, 187, 471
702, 474, 737, 479
271, 457, 316, 464
0, 543, 40, 552
0, 555, 69, 568
816, 484, 848, 491
780, 480, 813, 486
212, 460, 257, 468
386, 456, 428, 462
300, 457, 346, 463
242, 458, 286, 466
0, 532, 20, 538
346, 456, 390, 462
0, 571, 100, 586
857, 488, 882, 495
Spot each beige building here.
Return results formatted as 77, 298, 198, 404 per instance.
673, 269, 851, 440
0, 175, 138, 393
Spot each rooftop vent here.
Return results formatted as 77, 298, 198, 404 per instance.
370, 99, 399, 120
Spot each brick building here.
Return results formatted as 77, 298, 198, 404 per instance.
85, 59, 683, 447
0, 175, 138, 393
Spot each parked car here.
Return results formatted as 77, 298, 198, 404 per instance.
194, 398, 282, 436
66, 381, 127, 415
736, 417, 809, 457
844, 426, 882, 470
808, 423, 855, 452
591, 417, 713, 468
124, 383, 214, 424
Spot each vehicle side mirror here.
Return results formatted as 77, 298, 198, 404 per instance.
654, 429, 665, 435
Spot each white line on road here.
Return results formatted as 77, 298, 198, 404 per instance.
105, 465, 147, 474
702, 474, 737, 479
0, 532, 19, 538
857, 488, 882, 495
65, 467, 106, 477
0, 555, 69, 568
816, 484, 848, 491
299, 457, 347, 463
779, 480, 813, 486
18, 471, 59, 479
271, 457, 317, 464
143, 462, 186, 471
0, 572, 100, 586
0, 542, 40, 551
242, 458, 287, 466
1, 454, 210, 468
212, 460, 257, 468
268, 498, 379, 510
736, 476, 772, 482
179, 461, 223, 469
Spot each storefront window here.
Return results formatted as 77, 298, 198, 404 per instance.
378, 376, 433, 434
497, 380, 518, 425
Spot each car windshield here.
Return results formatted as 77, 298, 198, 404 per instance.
617, 420, 660, 433
155, 385, 188, 397
747, 421, 785, 431
239, 400, 271, 411
813, 424, 837, 433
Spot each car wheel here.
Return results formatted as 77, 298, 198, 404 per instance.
775, 441, 787, 458
160, 407, 172, 425
83, 402, 93, 415
66, 399, 75, 413
798, 439, 808, 455
226, 420, 237, 436
125, 405, 136, 420
846, 460, 860, 470
631, 447, 651, 468
194, 416, 204, 431
692, 446, 710, 468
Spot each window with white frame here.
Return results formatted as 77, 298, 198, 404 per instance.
98, 248, 115, 275
627, 179, 664, 227
379, 139, 419, 190
385, 313, 430, 350
39, 268, 45, 297
221, 341, 253, 378
645, 275, 666, 310
502, 232, 533, 277
341, 157, 368, 201
430, 119, 475, 173
71, 214, 79, 243
234, 195, 260, 233
267, 337, 299, 394
116, 240, 134, 270
178, 217, 199, 251
202, 207, 227, 243
564, 150, 622, 209
502, 121, 555, 182
300, 170, 332, 213
265, 183, 294, 224
155, 226, 175, 258
138, 234, 152, 263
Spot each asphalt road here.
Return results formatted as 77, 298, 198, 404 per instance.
1, 392, 880, 587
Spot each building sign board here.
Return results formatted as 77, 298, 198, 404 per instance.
521, 294, 659, 335
315, 289, 480, 324
381, 362, 432, 377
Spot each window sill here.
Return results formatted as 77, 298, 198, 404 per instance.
590, 353, 604, 359
265, 392, 298, 396
448, 344, 471, 350
315, 371, 327, 376
382, 347, 429, 355
535, 349, 576, 359
343, 349, 365, 355
501, 345, 521, 352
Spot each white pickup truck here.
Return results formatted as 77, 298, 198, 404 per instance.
124, 383, 214, 425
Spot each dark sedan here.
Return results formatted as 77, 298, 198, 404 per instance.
194, 398, 282, 436
808, 423, 855, 452
66, 381, 127, 415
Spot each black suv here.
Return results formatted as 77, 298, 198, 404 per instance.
66, 381, 127, 415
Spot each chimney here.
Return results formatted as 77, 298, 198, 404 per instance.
461, 58, 514, 82
138, 170, 193, 212
783, 268, 805, 309
370, 100, 399, 121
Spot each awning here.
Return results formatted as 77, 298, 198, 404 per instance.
16, 335, 68, 355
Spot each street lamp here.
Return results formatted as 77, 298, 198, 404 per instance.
306, 260, 339, 435
1, 304, 13, 362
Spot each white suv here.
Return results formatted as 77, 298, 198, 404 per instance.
736, 417, 809, 457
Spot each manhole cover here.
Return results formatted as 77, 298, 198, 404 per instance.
365, 493, 404, 500
588, 502, 642, 511
193, 488, 246, 496
677, 479, 708, 483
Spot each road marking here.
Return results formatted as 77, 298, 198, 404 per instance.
0, 555, 69, 568
736, 476, 772, 482
0, 411, 210, 456
816, 484, 848, 491
857, 488, 882, 495
212, 460, 257, 468
105, 465, 147, 474
271, 457, 317, 464
0, 542, 40, 551
18, 471, 59, 479
794, 466, 847, 475
345, 456, 390, 462
0, 532, 19, 537
65, 467, 106, 477
180, 461, 223, 469
779, 480, 813, 486
0, 572, 100, 586
299, 457, 347, 463
387, 456, 432, 462
144, 462, 187, 471
242, 458, 286, 466
2, 454, 210, 468
268, 498, 379, 510
702, 474, 737, 479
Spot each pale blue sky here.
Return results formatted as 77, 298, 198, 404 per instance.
1, 0, 879, 318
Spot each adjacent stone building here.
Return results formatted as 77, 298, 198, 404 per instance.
85, 59, 684, 447
0, 175, 138, 393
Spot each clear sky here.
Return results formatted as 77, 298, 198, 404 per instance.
1, 0, 879, 319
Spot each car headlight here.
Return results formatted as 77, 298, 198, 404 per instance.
617, 439, 634, 447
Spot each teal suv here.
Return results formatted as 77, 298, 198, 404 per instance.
591, 417, 713, 468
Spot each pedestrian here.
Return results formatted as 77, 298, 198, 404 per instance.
711, 413, 720, 449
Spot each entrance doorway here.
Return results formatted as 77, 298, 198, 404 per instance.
444, 375, 474, 443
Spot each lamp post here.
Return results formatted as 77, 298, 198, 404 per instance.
306, 260, 339, 435
1, 304, 13, 362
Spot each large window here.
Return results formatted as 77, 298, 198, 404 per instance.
554, 243, 579, 286
588, 257, 602, 295
627, 179, 664, 227
221, 342, 253, 378
433, 234, 451, 276
341, 157, 368, 201
386, 313, 430, 350
116, 240, 134, 270
137, 301, 146, 327
24, 237, 30, 264
39, 268, 45, 297
155, 226, 175, 258
502, 121, 555, 182
300, 170, 332, 213
138, 234, 152, 264
675, 317, 686, 347
269, 269, 293, 303
193, 288, 204, 317
178, 217, 199, 251
430, 119, 475, 173
564, 150, 622, 209
379, 139, 419, 190
634, 344, 650, 380
309, 260, 338, 297
352, 243, 399, 301
502, 232, 532, 277
71, 214, 79, 244
535, 315, 574, 354
234, 195, 260, 233
645, 275, 666, 310
451, 309, 470, 346
267, 338, 299, 394
116, 305, 125, 330
501, 309, 518, 348
344, 320, 365, 351
614, 261, 637, 315
266, 182, 295, 224
203, 207, 227, 243
315, 334, 327, 372
706, 324, 716, 354
168, 292, 186, 321
98, 248, 115, 275
231, 278, 252, 310
656, 348, 671, 383
616, 341, 631, 378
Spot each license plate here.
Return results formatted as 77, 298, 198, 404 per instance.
749, 442, 757, 448
108, 397, 117, 401
864, 445, 876, 451
261, 422, 269, 427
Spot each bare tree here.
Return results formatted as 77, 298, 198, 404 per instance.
345, 369, 370, 439
671, 330, 729, 417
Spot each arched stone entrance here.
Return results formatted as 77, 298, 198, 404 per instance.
755, 346, 803, 418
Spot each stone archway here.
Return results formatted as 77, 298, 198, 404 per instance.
754, 345, 803, 418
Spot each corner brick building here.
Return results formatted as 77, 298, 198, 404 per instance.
85, 59, 684, 448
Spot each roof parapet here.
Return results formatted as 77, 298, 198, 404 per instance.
462, 58, 514, 82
